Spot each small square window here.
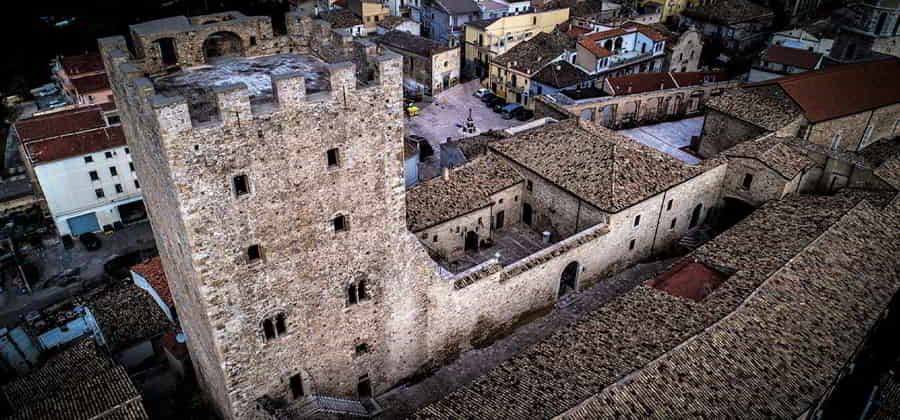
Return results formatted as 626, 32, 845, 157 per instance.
250, 36, 257, 46
334, 214, 348, 232
514, 195, 518, 201
129, 162, 135, 172
105, 151, 113, 159
233, 175, 250, 196
124, 147, 130, 154
84, 156, 94, 163
247, 244, 262, 262
89, 171, 99, 181
629, 238, 636, 250
633, 214, 641, 227
134, 180, 140, 189
666, 199, 673, 211
95, 188, 105, 199
115, 184, 123, 193
432, 235, 438, 242
327, 148, 340, 167
355, 343, 370, 355
109, 166, 118, 176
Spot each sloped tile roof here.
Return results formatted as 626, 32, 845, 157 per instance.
70, 73, 111, 94
132, 257, 173, 308
746, 58, 900, 123
24, 126, 126, 165
706, 85, 802, 131
88, 283, 172, 350
415, 192, 894, 419
59, 53, 105, 77
406, 154, 523, 231
490, 120, 704, 213
761, 45, 821, 69
14, 106, 106, 142
723, 134, 815, 179
532, 60, 590, 88
378, 30, 454, 57
493, 31, 573, 75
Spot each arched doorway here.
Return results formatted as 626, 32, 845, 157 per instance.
203, 31, 244, 62
465, 231, 479, 251
559, 261, 579, 297
523, 203, 533, 226
689, 203, 703, 228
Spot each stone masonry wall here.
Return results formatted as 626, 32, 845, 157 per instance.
103, 32, 443, 418
696, 109, 767, 158
807, 111, 872, 152
722, 158, 788, 206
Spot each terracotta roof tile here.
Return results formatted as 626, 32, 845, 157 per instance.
723, 134, 815, 179
88, 283, 172, 350
406, 154, 523, 231
24, 126, 126, 165
14, 106, 106, 142
746, 58, 900, 123
70, 73, 111, 94
493, 31, 573, 75
532, 60, 590, 89
59, 53, 105, 77
378, 30, 454, 57
621, 22, 668, 42
761, 45, 821, 69
490, 120, 705, 213
132, 257, 173, 308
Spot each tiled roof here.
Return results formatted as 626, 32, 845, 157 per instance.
415, 192, 892, 419
378, 15, 408, 29
433, 0, 480, 15
378, 30, 454, 57
723, 134, 815, 179
319, 9, 362, 28
532, 60, 590, 88
682, 0, 773, 24
564, 200, 900, 419
132, 257, 173, 308
466, 18, 498, 30
14, 106, 106, 142
621, 22, 668, 42
872, 372, 900, 420
59, 53, 105, 77
24, 126, 126, 165
3, 339, 149, 420
784, 137, 900, 170
670, 71, 728, 86
875, 154, 900, 190
490, 120, 704, 213
493, 31, 573, 75
406, 154, 523, 231
88, 283, 172, 350
605, 72, 677, 95
706, 85, 802, 131
761, 45, 821, 69
746, 58, 900, 123
70, 73, 111, 94
577, 37, 612, 58
565, 25, 591, 39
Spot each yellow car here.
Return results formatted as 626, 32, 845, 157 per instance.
405, 104, 420, 117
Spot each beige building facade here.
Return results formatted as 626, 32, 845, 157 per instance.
463, 9, 570, 77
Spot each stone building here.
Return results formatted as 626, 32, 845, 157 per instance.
376, 30, 460, 95
747, 44, 824, 82
678, 0, 774, 52
654, 24, 704, 72
536, 71, 736, 129
830, 0, 900, 63
488, 31, 574, 108
573, 23, 668, 82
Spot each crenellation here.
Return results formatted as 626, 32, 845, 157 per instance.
271, 72, 307, 108
212, 83, 252, 128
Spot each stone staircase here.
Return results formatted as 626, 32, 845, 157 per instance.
678, 226, 714, 251
292, 395, 383, 418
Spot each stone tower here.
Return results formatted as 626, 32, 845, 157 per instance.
99, 12, 434, 419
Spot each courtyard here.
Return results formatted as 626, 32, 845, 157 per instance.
442, 224, 551, 273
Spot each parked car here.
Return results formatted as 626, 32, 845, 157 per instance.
501, 103, 523, 119
492, 101, 509, 113
513, 107, 534, 121
486, 96, 506, 109
405, 103, 420, 117
481, 93, 498, 103
79, 233, 102, 251
473, 88, 492, 98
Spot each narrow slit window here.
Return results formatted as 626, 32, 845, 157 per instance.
233, 174, 250, 196
633, 214, 641, 227
629, 239, 636, 250
348, 283, 358, 305
327, 148, 340, 167
263, 319, 276, 340
275, 313, 287, 335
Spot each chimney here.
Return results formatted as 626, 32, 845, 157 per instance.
442, 167, 450, 181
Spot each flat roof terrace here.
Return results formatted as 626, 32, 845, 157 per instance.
152, 53, 331, 123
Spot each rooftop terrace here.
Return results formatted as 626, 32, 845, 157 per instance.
152, 54, 331, 122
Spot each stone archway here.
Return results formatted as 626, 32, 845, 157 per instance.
558, 261, 579, 297
203, 31, 244, 63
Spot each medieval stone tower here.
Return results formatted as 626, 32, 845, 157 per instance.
99, 12, 434, 419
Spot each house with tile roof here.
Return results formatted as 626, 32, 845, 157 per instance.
488, 31, 574, 107
573, 23, 668, 83
376, 30, 461, 95
415, 190, 900, 419
462, 8, 570, 77
421, 0, 483, 44
747, 44, 824, 82
53, 53, 115, 108
678, 0, 774, 51
1, 338, 150, 420
11, 106, 145, 238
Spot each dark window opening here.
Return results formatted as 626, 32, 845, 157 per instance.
105, 151, 113, 159
689, 203, 703, 228
250, 36, 258, 46
110, 167, 118, 176
289, 374, 304, 398
357, 375, 373, 398
95, 188, 105, 199
334, 214, 348, 232
633, 214, 641, 227
629, 239, 636, 250
130, 162, 135, 172
158, 38, 178, 66
134, 180, 140, 189
355, 343, 370, 355
348, 283, 359, 305
89, 171, 99, 181
108, 115, 121, 125
275, 313, 287, 335
233, 175, 250, 196
327, 148, 340, 167
358, 279, 368, 301
115, 184, 123, 193
248, 244, 262, 262
84, 156, 94, 163
741, 174, 753, 190
670, 218, 677, 229
124, 147, 130, 154
666, 199, 673, 211
263, 319, 276, 340
526, 180, 533, 191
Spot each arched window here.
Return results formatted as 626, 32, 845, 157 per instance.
347, 277, 372, 306
262, 312, 288, 341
